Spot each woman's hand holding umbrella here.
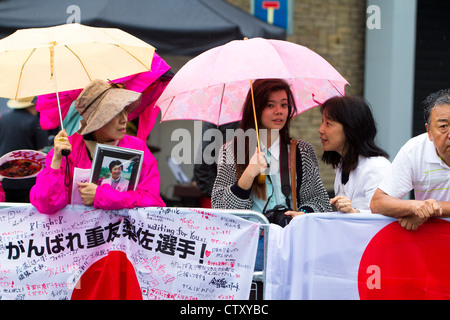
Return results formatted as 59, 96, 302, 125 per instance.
237, 147, 268, 190
51, 130, 72, 170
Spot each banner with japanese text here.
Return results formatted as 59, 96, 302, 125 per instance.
0, 205, 259, 300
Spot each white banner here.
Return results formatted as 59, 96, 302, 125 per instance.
0, 205, 259, 300
266, 212, 450, 300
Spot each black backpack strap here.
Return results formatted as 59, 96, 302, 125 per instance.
290, 139, 298, 211
279, 140, 292, 210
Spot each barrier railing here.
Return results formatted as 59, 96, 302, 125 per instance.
0, 202, 27, 209
203, 208, 270, 300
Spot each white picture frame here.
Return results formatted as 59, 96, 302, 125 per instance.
90, 144, 144, 191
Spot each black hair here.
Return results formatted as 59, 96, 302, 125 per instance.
320, 95, 389, 176
422, 88, 450, 125
109, 160, 122, 172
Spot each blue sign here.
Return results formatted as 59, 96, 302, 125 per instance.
251, 0, 293, 34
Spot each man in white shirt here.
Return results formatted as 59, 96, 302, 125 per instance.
371, 89, 450, 230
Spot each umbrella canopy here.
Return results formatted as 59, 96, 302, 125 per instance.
157, 37, 349, 126
36, 53, 172, 140
0, 23, 155, 100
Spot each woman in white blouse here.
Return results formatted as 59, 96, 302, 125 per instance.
318, 96, 391, 213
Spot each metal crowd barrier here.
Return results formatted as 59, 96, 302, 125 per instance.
203, 208, 270, 300
0, 203, 270, 300
0, 202, 27, 209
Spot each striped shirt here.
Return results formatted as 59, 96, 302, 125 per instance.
378, 133, 450, 200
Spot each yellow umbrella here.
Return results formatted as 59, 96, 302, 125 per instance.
0, 23, 155, 130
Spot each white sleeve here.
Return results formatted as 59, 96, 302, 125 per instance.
378, 147, 413, 199
361, 157, 391, 209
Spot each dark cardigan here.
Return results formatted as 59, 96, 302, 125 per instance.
211, 139, 332, 213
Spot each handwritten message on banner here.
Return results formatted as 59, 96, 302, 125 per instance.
0, 205, 259, 300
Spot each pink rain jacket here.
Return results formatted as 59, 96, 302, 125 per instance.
0, 183, 5, 202
30, 133, 165, 214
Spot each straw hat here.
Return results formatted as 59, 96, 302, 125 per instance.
7, 96, 36, 109
74, 79, 142, 135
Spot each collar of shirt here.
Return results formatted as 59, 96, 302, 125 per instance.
260, 136, 281, 177
424, 135, 450, 169
260, 136, 280, 163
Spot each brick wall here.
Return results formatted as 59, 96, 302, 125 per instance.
226, 0, 367, 193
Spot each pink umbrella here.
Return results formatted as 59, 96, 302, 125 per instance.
37, 53, 171, 141
157, 37, 348, 126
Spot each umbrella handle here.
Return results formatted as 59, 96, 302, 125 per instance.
51, 43, 70, 157
55, 88, 70, 157
250, 80, 265, 185
250, 80, 261, 152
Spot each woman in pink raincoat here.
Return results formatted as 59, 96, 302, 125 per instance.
30, 79, 165, 214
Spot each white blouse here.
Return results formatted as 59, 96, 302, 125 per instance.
334, 156, 391, 213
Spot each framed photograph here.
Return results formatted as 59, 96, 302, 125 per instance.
90, 144, 144, 192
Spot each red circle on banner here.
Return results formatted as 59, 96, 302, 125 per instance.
71, 251, 142, 300
358, 219, 450, 300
